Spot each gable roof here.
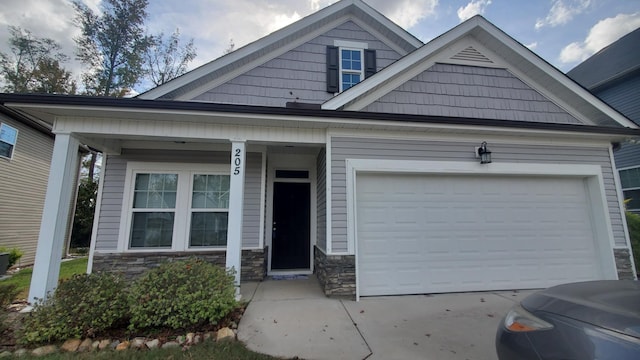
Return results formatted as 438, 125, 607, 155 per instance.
138, 0, 422, 101
567, 27, 640, 91
322, 15, 637, 129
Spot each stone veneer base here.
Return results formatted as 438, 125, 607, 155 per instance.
314, 246, 355, 298
91, 248, 267, 281
614, 248, 636, 280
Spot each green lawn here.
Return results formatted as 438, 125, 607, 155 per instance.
1, 258, 88, 300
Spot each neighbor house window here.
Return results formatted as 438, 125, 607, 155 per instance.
326, 41, 376, 93
121, 163, 230, 251
620, 167, 640, 213
0, 123, 18, 159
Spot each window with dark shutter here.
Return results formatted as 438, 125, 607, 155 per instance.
327, 43, 376, 93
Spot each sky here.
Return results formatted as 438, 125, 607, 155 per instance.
0, 0, 639, 93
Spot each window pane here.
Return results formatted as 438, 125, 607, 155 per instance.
620, 168, 640, 189
134, 173, 178, 209
130, 212, 174, 248
189, 212, 228, 247
624, 189, 640, 210
0, 142, 12, 158
192, 174, 230, 209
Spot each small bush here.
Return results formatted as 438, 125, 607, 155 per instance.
129, 258, 237, 330
0, 247, 23, 268
626, 211, 640, 274
20, 272, 129, 344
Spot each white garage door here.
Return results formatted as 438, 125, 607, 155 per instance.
357, 173, 607, 296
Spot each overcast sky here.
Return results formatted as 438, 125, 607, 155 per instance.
1, 0, 639, 93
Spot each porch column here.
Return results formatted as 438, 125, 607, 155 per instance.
28, 133, 80, 304
226, 140, 246, 297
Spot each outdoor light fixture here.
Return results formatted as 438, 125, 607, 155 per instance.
477, 141, 492, 164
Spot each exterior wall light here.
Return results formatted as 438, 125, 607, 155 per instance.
477, 141, 492, 164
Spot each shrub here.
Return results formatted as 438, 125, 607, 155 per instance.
0, 247, 23, 268
626, 211, 640, 274
128, 258, 237, 330
20, 272, 129, 344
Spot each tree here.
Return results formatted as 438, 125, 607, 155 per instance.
73, 0, 153, 96
70, 151, 101, 250
0, 26, 76, 94
144, 29, 196, 86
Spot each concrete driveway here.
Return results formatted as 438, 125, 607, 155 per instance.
238, 277, 536, 360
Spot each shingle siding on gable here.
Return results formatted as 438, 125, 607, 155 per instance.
193, 21, 402, 106
363, 63, 584, 124
95, 150, 263, 251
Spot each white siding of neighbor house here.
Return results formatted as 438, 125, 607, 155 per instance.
0, 117, 53, 266
94, 149, 263, 251
363, 64, 584, 125
316, 148, 327, 252
193, 21, 402, 106
330, 137, 625, 253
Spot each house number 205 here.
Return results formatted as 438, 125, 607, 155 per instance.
233, 148, 242, 175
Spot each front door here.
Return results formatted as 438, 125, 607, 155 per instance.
271, 182, 311, 270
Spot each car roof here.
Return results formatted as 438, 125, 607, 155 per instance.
522, 280, 640, 338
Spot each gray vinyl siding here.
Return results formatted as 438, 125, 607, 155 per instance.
595, 75, 640, 125
330, 137, 625, 253
614, 142, 640, 170
363, 64, 583, 125
316, 148, 327, 251
95, 149, 263, 251
193, 21, 402, 106
0, 116, 53, 266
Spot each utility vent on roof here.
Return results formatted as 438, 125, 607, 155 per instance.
450, 46, 493, 63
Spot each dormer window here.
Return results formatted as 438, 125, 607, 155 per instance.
326, 40, 376, 93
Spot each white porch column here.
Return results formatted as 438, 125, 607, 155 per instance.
226, 140, 246, 297
28, 133, 80, 304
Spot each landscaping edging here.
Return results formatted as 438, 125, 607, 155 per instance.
0, 326, 238, 357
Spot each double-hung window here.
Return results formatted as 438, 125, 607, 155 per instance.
340, 48, 363, 91
120, 163, 231, 251
0, 123, 18, 159
326, 41, 376, 93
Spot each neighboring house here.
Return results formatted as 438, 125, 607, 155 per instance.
0, 107, 54, 266
567, 28, 640, 213
1, 0, 639, 303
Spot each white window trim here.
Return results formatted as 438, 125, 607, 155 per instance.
117, 162, 229, 252
0, 122, 18, 160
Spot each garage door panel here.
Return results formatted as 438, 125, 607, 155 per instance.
357, 173, 606, 296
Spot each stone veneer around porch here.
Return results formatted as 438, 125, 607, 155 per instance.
314, 246, 356, 298
91, 248, 267, 281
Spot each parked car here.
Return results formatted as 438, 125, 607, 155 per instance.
496, 280, 640, 359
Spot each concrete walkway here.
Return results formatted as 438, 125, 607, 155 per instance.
238, 277, 370, 360
238, 277, 535, 360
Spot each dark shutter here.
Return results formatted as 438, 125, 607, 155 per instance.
326, 46, 339, 93
364, 49, 377, 78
